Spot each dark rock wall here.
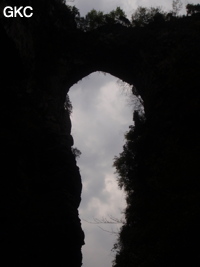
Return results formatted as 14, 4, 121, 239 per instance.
111, 18, 200, 266
0, 1, 200, 266
0, 4, 84, 265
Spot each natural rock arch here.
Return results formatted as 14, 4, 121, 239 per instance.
1, 2, 200, 266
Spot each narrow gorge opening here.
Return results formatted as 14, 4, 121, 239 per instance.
68, 71, 143, 267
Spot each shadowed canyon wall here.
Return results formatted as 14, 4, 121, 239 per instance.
0, 1, 200, 266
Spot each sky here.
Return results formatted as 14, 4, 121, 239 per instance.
69, 73, 134, 267
67, 0, 197, 17
67, 1, 200, 267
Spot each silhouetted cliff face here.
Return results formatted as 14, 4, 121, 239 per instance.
0, 1, 200, 266
0, 2, 85, 266
112, 19, 200, 266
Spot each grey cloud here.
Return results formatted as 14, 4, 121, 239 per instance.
69, 0, 122, 16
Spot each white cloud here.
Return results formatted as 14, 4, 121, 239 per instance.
69, 72, 131, 267
68, 0, 200, 18
69, 0, 172, 17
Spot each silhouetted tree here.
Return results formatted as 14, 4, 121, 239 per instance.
131, 6, 166, 27
172, 0, 183, 16
186, 3, 200, 16
71, 147, 82, 159
76, 6, 129, 31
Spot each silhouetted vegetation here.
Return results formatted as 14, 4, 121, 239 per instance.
72, 147, 82, 159
186, 3, 200, 15
72, 0, 199, 31
75, 6, 130, 31
64, 94, 73, 115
